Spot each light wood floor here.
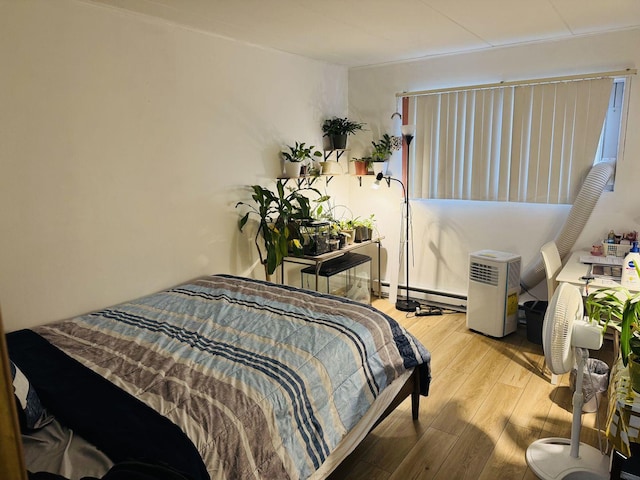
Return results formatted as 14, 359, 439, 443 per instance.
327, 298, 615, 480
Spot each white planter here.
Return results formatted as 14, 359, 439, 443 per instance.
283, 161, 302, 178
371, 161, 387, 175
320, 161, 342, 175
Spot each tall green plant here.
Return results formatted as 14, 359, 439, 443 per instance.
371, 133, 394, 162
586, 260, 640, 366
236, 181, 327, 278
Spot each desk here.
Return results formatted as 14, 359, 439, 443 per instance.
280, 238, 382, 298
556, 251, 638, 295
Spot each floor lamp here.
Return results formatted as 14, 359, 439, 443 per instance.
397, 125, 419, 311
373, 172, 418, 312
373, 124, 419, 312
374, 127, 443, 315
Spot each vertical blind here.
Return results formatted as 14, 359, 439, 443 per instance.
409, 77, 614, 204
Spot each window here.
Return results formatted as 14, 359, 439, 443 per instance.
406, 74, 630, 204
595, 79, 626, 165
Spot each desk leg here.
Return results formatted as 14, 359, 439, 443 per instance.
377, 241, 381, 298
314, 262, 322, 292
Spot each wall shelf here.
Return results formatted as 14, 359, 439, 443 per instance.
354, 173, 374, 186
323, 149, 348, 162
276, 174, 334, 188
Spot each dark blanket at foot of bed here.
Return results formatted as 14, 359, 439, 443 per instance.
8, 329, 209, 480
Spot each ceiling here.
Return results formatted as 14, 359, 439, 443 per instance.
89, 0, 640, 67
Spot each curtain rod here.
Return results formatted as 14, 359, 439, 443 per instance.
396, 68, 637, 98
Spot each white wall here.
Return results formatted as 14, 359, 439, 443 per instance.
0, 0, 348, 331
348, 29, 640, 301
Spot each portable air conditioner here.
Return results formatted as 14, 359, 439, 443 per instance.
467, 250, 521, 338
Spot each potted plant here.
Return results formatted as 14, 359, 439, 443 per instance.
370, 133, 398, 175
586, 262, 640, 391
322, 117, 366, 150
337, 218, 356, 245
351, 157, 370, 176
282, 142, 322, 178
236, 181, 327, 279
352, 214, 376, 243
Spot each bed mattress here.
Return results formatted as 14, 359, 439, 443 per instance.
8, 274, 431, 479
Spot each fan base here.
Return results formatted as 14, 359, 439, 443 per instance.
526, 438, 609, 479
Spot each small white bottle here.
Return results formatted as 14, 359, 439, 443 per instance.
621, 241, 640, 288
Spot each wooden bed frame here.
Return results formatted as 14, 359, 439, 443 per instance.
0, 310, 28, 480
370, 368, 421, 432
0, 309, 420, 480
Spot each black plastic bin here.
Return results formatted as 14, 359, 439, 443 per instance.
611, 443, 640, 479
524, 300, 548, 345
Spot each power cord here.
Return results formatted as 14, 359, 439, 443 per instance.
405, 304, 459, 317
416, 305, 444, 316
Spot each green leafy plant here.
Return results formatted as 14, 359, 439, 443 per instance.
321, 117, 366, 137
351, 214, 377, 242
236, 182, 327, 278
586, 260, 640, 366
353, 214, 376, 231
282, 142, 323, 163
371, 133, 394, 162
337, 218, 356, 230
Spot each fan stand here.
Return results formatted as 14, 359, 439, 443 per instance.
526, 348, 609, 479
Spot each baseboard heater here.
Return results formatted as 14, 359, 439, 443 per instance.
379, 281, 467, 313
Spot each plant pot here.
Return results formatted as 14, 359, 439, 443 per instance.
371, 161, 387, 175
340, 228, 354, 245
354, 226, 371, 243
353, 160, 368, 176
320, 161, 342, 175
283, 161, 302, 178
330, 134, 347, 150
629, 354, 640, 393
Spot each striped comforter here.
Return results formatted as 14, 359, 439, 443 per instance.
34, 274, 431, 480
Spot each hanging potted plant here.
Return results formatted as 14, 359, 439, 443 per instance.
236, 181, 327, 280
586, 264, 640, 391
322, 117, 366, 150
281, 142, 322, 178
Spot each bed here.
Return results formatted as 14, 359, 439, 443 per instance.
5, 274, 431, 480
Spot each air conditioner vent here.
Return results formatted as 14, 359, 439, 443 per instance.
508, 261, 521, 289
469, 261, 499, 286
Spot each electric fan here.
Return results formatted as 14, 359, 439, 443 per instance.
525, 282, 609, 480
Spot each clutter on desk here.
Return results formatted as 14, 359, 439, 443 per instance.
592, 264, 622, 279
592, 229, 638, 257
579, 254, 624, 266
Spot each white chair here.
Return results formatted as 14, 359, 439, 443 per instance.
541, 241, 563, 385
541, 241, 562, 302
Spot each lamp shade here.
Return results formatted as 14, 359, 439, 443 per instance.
401, 124, 416, 137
